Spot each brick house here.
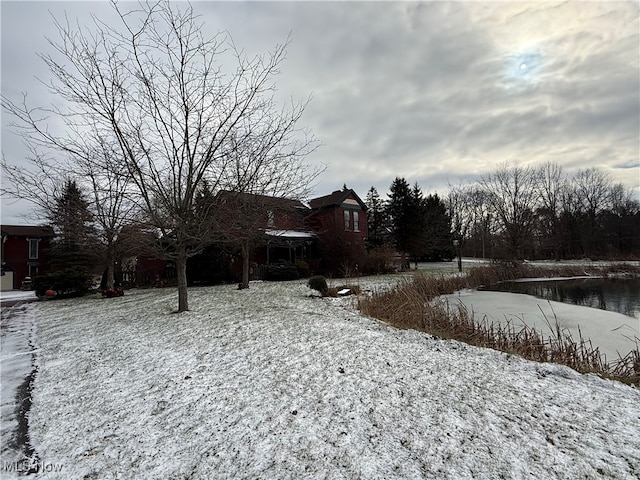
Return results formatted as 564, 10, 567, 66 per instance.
1, 225, 55, 290
214, 191, 316, 280
307, 188, 368, 274
217, 187, 370, 278
131, 187, 369, 285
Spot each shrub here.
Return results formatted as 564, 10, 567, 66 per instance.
33, 267, 93, 299
265, 263, 299, 281
308, 275, 328, 295
102, 288, 125, 298
364, 247, 396, 274
295, 260, 311, 278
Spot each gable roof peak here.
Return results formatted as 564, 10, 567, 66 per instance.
309, 188, 367, 211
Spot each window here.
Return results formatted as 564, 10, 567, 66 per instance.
353, 211, 360, 231
344, 210, 351, 230
267, 210, 275, 227
28, 238, 39, 259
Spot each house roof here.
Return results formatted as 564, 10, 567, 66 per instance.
265, 229, 315, 239
309, 189, 367, 210
216, 191, 308, 210
1, 225, 55, 238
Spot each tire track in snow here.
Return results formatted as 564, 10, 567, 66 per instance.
1, 303, 41, 475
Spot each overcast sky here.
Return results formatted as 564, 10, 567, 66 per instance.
2, 1, 639, 224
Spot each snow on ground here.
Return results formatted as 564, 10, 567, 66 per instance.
440, 289, 640, 361
0, 290, 38, 306
1, 278, 637, 479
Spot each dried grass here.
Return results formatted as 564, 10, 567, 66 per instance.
358, 266, 640, 385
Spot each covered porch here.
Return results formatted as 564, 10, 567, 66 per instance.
254, 230, 316, 280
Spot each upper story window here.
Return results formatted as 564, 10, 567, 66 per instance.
28, 238, 39, 259
267, 210, 275, 227
344, 210, 351, 230
353, 211, 360, 232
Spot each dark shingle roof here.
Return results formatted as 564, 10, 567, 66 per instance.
309, 189, 366, 210
216, 191, 307, 210
1, 225, 55, 237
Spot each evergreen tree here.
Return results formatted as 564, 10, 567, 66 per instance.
365, 186, 388, 248
39, 180, 97, 296
422, 193, 455, 261
386, 177, 415, 267
407, 182, 429, 263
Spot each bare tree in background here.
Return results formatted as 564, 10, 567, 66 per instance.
569, 167, 613, 255
2, 1, 319, 311
447, 183, 493, 259
480, 163, 539, 259
2, 129, 141, 291
79, 137, 141, 290
572, 168, 613, 222
534, 162, 567, 259
212, 114, 320, 289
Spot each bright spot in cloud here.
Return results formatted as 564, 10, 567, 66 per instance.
502, 49, 543, 87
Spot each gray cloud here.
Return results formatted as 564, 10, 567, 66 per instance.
2, 1, 638, 223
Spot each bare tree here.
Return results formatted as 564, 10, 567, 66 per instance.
2, 2, 318, 311
1, 146, 70, 217
534, 162, 567, 258
212, 114, 320, 289
572, 167, 613, 221
480, 163, 539, 259
2, 130, 141, 291
79, 137, 141, 290
447, 183, 493, 259
569, 167, 613, 255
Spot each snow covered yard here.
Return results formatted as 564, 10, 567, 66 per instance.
4, 279, 640, 478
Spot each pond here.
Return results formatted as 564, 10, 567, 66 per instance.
480, 277, 640, 320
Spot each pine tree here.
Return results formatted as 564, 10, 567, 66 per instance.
386, 177, 415, 268
423, 193, 455, 261
365, 186, 388, 247
41, 180, 97, 296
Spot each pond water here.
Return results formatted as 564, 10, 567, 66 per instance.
481, 277, 640, 320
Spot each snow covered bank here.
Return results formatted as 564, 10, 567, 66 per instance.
9, 280, 640, 478
440, 289, 640, 361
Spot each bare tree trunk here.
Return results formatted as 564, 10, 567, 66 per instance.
106, 259, 115, 291
239, 240, 250, 290
105, 243, 116, 290
176, 248, 189, 312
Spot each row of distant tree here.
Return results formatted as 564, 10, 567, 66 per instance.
447, 162, 639, 260
363, 162, 639, 265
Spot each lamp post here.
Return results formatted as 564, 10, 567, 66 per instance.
453, 239, 462, 273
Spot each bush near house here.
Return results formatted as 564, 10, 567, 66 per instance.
265, 263, 300, 281
363, 247, 396, 274
295, 260, 311, 278
308, 275, 328, 295
33, 268, 93, 299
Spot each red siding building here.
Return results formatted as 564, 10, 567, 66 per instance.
1, 225, 55, 290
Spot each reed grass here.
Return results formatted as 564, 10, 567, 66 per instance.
358, 263, 640, 385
